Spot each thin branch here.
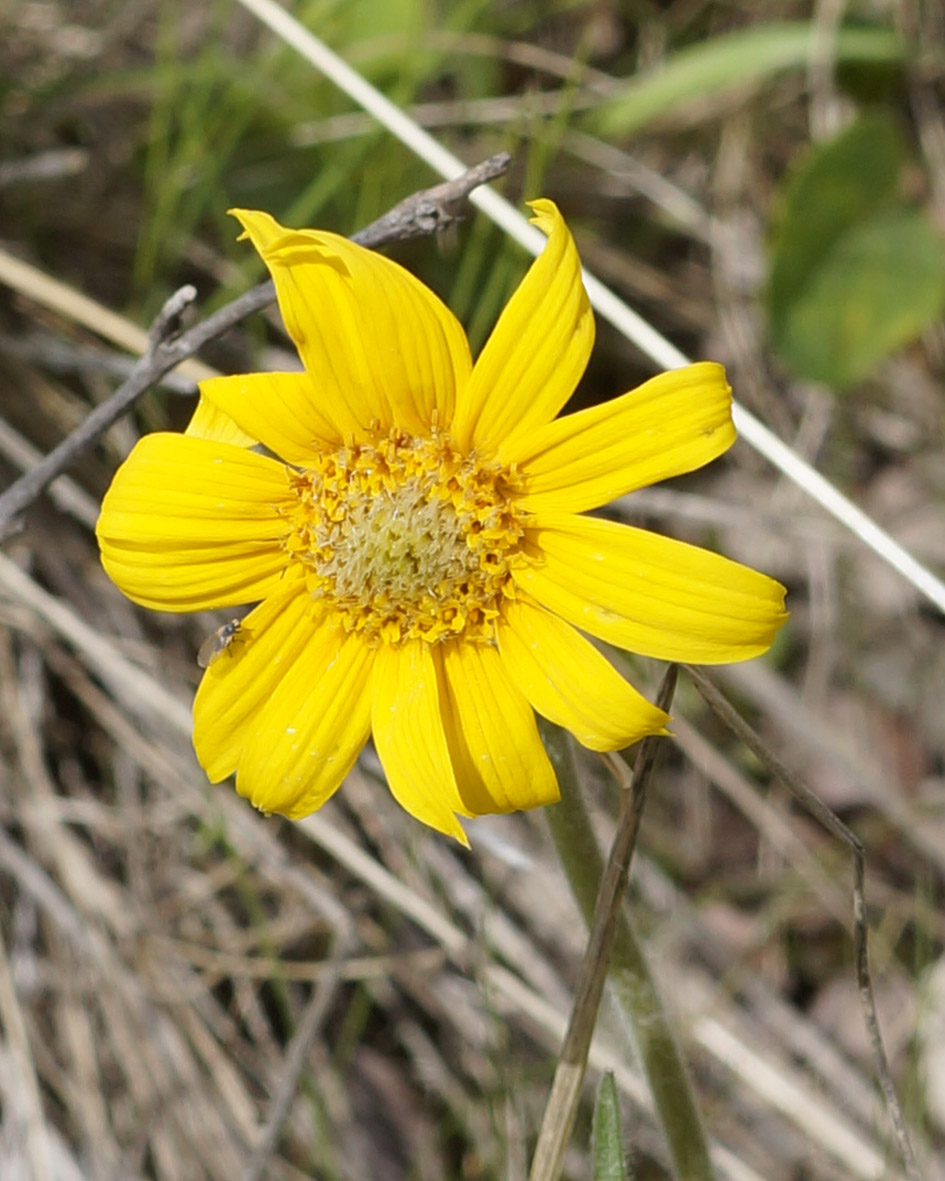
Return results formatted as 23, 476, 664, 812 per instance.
684, 663, 922, 1181
530, 667, 681, 1181
0, 152, 510, 535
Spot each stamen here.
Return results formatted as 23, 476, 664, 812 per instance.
285, 428, 526, 645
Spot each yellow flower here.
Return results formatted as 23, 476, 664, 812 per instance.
96, 200, 787, 842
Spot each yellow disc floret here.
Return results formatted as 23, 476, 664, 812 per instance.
285, 427, 526, 645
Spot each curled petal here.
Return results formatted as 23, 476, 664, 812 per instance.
230, 209, 472, 439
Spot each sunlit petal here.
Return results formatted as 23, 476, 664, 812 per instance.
516, 513, 788, 663
96, 433, 292, 611
504, 362, 735, 513
193, 579, 314, 782
199, 370, 342, 463
372, 640, 470, 843
496, 596, 668, 749
451, 199, 594, 454
230, 209, 472, 438
439, 640, 559, 813
235, 621, 374, 819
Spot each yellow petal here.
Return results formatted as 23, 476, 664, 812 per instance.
234, 620, 374, 819
96, 433, 292, 611
439, 641, 559, 813
230, 209, 472, 438
503, 362, 735, 514
496, 596, 668, 750
515, 513, 788, 663
199, 371, 341, 464
451, 199, 594, 454
371, 640, 470, 843
185, 396, 257, 448
193, 579, 315, 782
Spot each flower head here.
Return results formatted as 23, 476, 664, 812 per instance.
96, 200, 787, 842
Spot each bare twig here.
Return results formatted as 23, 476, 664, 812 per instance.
0, 152, 510, 535
683, 664, 922, 1181
529, 666, 679, 1181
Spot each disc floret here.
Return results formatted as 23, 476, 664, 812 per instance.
286, 428, 527, 645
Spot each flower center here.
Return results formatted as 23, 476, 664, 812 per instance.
285, 428, 526, 645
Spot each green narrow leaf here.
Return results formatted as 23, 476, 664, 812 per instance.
594, 23, 904, 138
593, 1073, 630, 1181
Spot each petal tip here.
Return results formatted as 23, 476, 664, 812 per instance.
526, 197, 563, 236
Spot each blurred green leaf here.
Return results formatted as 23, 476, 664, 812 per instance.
594, 23, 905, 138
592, 1073, 630, 1181
768, 114, 903, 313
771, 206, 945, 387
768, 116, 945, 387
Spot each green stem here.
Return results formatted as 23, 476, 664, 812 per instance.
542, 724, 716, 1181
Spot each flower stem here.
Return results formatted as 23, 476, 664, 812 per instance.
537, 691, 716, 1181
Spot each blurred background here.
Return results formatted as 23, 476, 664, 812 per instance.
1, 2, 944, 1178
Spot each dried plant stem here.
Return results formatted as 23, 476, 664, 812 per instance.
533, 667, 715, 1181
0, 152, 510, 534
684, 664, 922, 1181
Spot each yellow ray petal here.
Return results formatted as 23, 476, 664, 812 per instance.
503, 362, 735, 514
515, 513, 788, 663
96, 433, 292, 611
439, 641, 559, 813
371, 640, 470, 843
234, 621, 374, 819
496, 596, 668, 750
193, 579, 315, 782
185, 396, 257, 448
451, 199, 594, 454
230, 209, 472, 439
199, 371, 341, 462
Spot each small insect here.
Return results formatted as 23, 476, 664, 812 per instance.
197, 618, 243, 669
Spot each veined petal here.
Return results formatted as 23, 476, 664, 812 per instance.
199, 371, 341, 463
371, 640, 470, 843
451, 199, 594, 454
96, 434, 293, 611
496, 596, 668, 750
439, 641, 559, 813
185, 396, 257, 448
503, 362, 735, 514
193, 579, 315, 782
230, 209, 472, 438
515, 513, 788, 663
234, 620, 374, 819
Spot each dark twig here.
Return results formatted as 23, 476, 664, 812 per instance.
684, 664, 922, 1181
0, 152, 511, 535
530, 666, 679, 1181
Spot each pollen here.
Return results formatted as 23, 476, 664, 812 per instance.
285, 428, 527, 645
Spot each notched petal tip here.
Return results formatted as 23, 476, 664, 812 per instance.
526, 197, 563, 236
227, 207, 286, 252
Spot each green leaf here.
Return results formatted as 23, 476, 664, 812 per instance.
594, 23, 905, 138
768, 114, 904, 315
771, 205, 945, 387
592, 1073, 630, 1181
